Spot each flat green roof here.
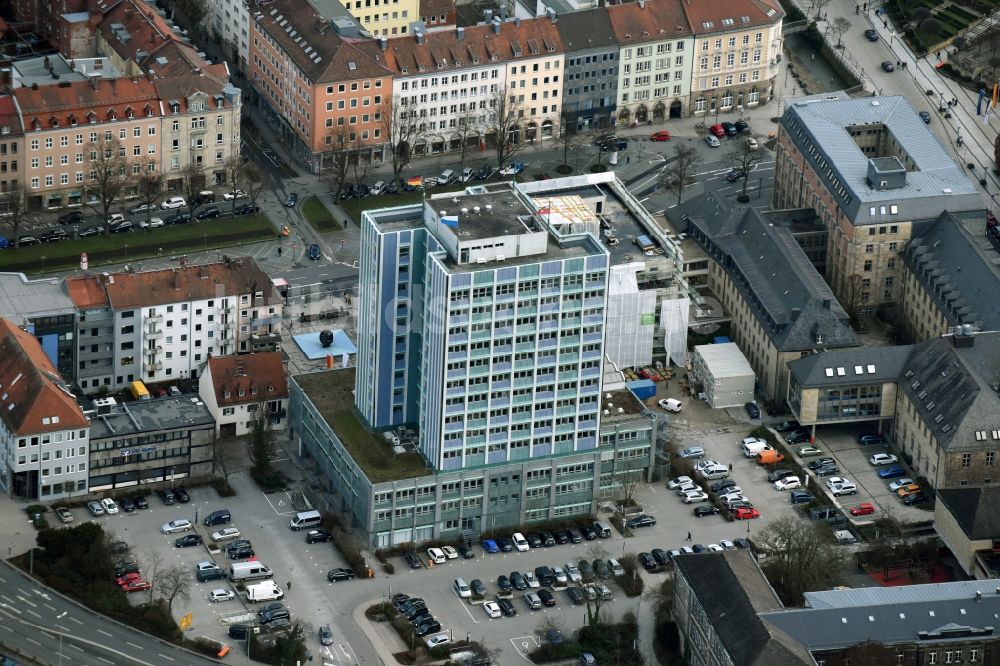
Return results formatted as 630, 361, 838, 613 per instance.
295, 369, 431, 483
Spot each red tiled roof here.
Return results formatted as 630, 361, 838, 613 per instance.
385, 17, 564, 76
71, 259, 281, 310
0, 96, 24, 137
0, 319, 89, 436
680, 0, 784, 34
14, 78, 160, 129
208, 352, 288, 406
64, 275, 110, 309
152, 75, 231, 112
608, 0, 693, 44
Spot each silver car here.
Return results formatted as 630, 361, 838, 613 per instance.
523, 592, 542, 610
87, 501, 104, 517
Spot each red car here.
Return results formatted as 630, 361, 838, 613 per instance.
116, 572, 143, 587
709, 124, 726, 137
849, 502, 875, 517
650, 130, 671, 142
733, 507, 761, 520
122, 579, 151, 593
638, 367, 662, 381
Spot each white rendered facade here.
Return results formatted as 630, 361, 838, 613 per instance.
2, 426, 91, 500
209, 0, 252, 73
616, 36, 694, 124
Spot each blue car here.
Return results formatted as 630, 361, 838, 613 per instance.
482, 539, 500, 553
878, 465, 906, 479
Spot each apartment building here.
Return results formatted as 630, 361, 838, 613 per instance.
13, 77, 160, 211
64, 258, 283, 393
249, 0, 394, 171
335, 0, 419, 38
900, 211, 1000, 342
64, 272, 116, 392
0, 96, 22, 209
682, 0, 784, 116
199, 352, 289, 437
153, 76, 243, 190
773, 93, 981, 311
0, 318, 91, 501
208, 0, 252, 73
557, 8, 619, 133
608, 0, 693, 124
499, 17, 564, 141
682, 194, 859, 401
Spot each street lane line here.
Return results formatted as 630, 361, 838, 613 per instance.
96, 629, 112, 637
126, 641, 143, 650
26, 609, 41, 619
157, 653, 175, 661
25, 637, 40, 647
44, 603, 56, 611
457, 597, 480, 624
69, 616, 84, 625
17, 596, 37, 607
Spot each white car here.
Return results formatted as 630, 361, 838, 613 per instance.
658, 398, 682, 412
101, 498, 120, 515
553, 566, 568, 584
746, 137, 759, 151
667, 475, 693, 490
426, 547, 446, 564
721, 494, 749, 506
774, 476, 802, 491
869, 453, 899, 466
107, 213, 126, 226
564, 563, 582, 583
889, 478, 915, 492
137, 217, 164, 229
681, 490, 709, 504
209, 588, 236, 603
160, 519, 193, 534
512, 532, 530, 552
223, 190, 246, 201
441, 545, 459, 559
694, 459, 722, 472
674, 481, 699, 495
706, 544, 724, 552
719, 540, 737, 550
716, 485, 743, 497
211, 527, 241, 542
826, 477, 858, 496
483, 601, 502, 618
160, 196, 186, 209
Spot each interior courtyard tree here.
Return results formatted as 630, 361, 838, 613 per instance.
485, 84, 523, 169
246, 402, 275, 474
85, 136, 129, 231
755, 516, 849, 605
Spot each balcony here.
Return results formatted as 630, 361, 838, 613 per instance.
146, 314, 163, 324
144, 361, 162, 372
146, 330, 163, 340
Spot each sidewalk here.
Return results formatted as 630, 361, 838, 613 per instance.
352, 601, 405, 666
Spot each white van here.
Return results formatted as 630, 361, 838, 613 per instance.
229, 561, 273, 582
370, 180, 386, 196
245, 580, 284, 603
437, 169, 456, 185
288, 510, 322, 531
740, 437, 771, 458
452, 577, 471, 598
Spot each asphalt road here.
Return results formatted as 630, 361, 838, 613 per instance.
0, 559, 222, 666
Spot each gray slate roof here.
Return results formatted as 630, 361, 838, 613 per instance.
0, 272, 76, 321
761, 595, 1000, 652
673, 551, 812, 665
904, 210, 1000, 331
556, 7, 619, 53
682, 194, 860, 352
781, 94, 981, 225
804, 579, 1000, 608
787, 345, 914, 388
897, 333, 1000, 449
937, 486, 1000, 540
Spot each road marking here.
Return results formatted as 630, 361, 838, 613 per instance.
69, 616, 84, 625
17, 596, 36, 607
457, 597, 480, 624
97, 629, 112, 637
26, 609, 41, 619
68, 644, 84, 651
126, 641, 143, 649
25, 637, 41, 647
0, 623, 10, 631
43, 603, 56, 611
98, 657, 114, 665
157, 653, 175, 661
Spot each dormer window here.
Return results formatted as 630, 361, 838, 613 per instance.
87, 112, 97, 124
68, 114, 77, 126
238, 388, 246, 397
251, 387, 258, 395
50, 116, 59, 128
31, 118, 41, 130
125, 106, 135, 119
223, 389, 231, 399
144, 104, 154, 117
107, 109, 118, 121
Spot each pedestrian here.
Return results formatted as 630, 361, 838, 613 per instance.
792, 86, 797, 94
287, 581, 292, 591
686, 531, 692, 541
729, 462, 733, 473
626, 156, 630, 164
896, 60, 901, 68
936, 51, 941, 61
344, 218, 349, 229
883, 19, 888, 28
863, 1, 867, 9
855, 4, 859, 13
811, 52, 816, 61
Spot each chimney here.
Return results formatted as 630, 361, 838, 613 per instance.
90, 75, 99, 90
457, 26, 465, 40
493, 18, 501, 34
638, 0, 645, 7
547, 7, 557, 22
822, 298, 832, 309
514, 16, 521, 26
790, 308, 801, 321
379, 35, 388, 50
415, 30, 424, 45
976, 591, 982, 601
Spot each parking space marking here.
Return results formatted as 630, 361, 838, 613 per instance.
457, 597, 480, 624
511, 635, 539, 662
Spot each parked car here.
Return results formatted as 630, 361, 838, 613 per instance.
658, 398, 683, 412
196, 206, 221, 220
101, 498, 120, 514
733, 507, 761, 520
210, 588, 236, 603
774, 476, 802, 491
789, 489, 815, 505
285, 192, 299, 207
483, 601, 502, 618
138, 217, 165, 229
678, 446, 705, 459
57, 210, 84, 225
307, 529, 333, 544
826, 477, 858, 496
18, 235, 42, 246
482, 539, 500, 553
626, 514, 656, 529
776, 420, 801, 432
327, 568, 355, 582
537, 589, 556, 607
849, 503, 876, 517
499, 162, 525, 176
161, 196, 187, 209
767, 469, 796, 483
693, 505, 720, 517
705, 135, 721, 147
745, 136, 759, 151
744, 402, 761, 419
132, 494, 149, 509
650, 130, 671, 141
864, 28, 879, 41
709, 124, 726, 137
175, 534, 203, 548
166, 211, 191, 225
870, 453, 899, 466
881, 60, 894, 72
878, 465, 907, 479
903, 493, 929, 506
668, 475, 693, 490
404, 552, 423, 569
808, 457, 836, 470
55, 507, 74, 523
858, 432, 886, 445
889, 477, 915, 492
796, 445, 823, 457
161, 519, 193, 534
785, 429, 812, 444
223, 190, 246, 201
40, 228, 69, 243
497, 575, 513, 592
87, 501, 104, 517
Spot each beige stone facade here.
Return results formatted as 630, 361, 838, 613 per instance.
156, 85, 242, 191
899, 264, 950, 342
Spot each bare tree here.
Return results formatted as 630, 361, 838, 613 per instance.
810, 0, 832, 20
0, 186, 33, 248
134, 161, 163, 228
662, 143, 699, 206
85, 136, 129, 232
153, 563, 192, 613
842, 273, 865, 324
213, 436, 244, 487
583, 585, 608, 627
222, 156, 245, 217
831, 17, 852, 47
559, 112, 573, 170
325, 125, 355, 197
485, 84, 524, 169
586, 543, 610, 563
178, 161, 207, 214
732, 142, 766, 202
457, 109, 479, 167
380, 98, 421, 184
755, 516, 850, 605
349, 144, 373, 190
242, 162, 269, 212
144, 549, 164, 606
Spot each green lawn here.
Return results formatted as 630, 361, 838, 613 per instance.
295, 369, 430, 483
302, 196, 339, 232
0, 215, 275, 274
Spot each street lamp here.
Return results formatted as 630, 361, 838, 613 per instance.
41, 256, 46, 273
124, 244, 128, 263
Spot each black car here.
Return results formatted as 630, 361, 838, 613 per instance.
132, 493, 148, 509
733, 538, 752, 550
156, 488, 176, 505
725, 169, 745, 183
581, 524, 598, 540
457, 544, 475, 559
638, 552, 658, 571
57, 210, 84, 225
710, 478, 737, 494
881, 60, 894, 72
259, 608, 290, 625
497, 597, 516, 616
404, 552, 423, 569
651, 548, 671, 566
226, 539, 253, 555
510, 571, 527, 591
414, 620, 441, 637
578, 560, 594, 579
734, 120, 749, 133
470, 579, 487, 597
903, 493, 929, 506
721, 122, 738, 137
785, 428, 811, 444
566, 586, 585, 605
691, 544, 706, 554
285, 192, 298, 207
918, 111, 931, 124
403, 603, 428, 621
497, 536, 514, 552
115, 561, 140, 577
864, 28, 879, 41
385, 179, 400, 194
234, 203, 260, 216
537, 589, 556, 607
196, 206, 221, 220
775, 420, 801, 432
592, 559, 611, 579
539, 531, 556, 547
567, 528, 583, 543
228, 547, 255, 560
744, 402, 761, 419
18, 235, 42, 246
175, 534, 203, 548
626, 514, 656, 529
552, 529, 571, 545
109, 220, 133, 234
356, 183, 371, 197
78, 226, 104, 237
397, 598, 424, 613
815, 464, 841, 477
228, 624, 250, 640
40, 229, 69, 242
476, 165, 490, 180
767, 469, 795, 483
166, 212, 191, 225
526, 533, 544, 548
693, 505, 720, 517
808, 457, 836, 470
197, 567, 227, 582
497, 575, 512, 592
306, 529, 333, 544
408, 610, 433, 627
174, 487, 190, 503
118, 495, 135, 512
327, 568, 356, 582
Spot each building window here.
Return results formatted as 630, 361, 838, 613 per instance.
963, 453, 972, 467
